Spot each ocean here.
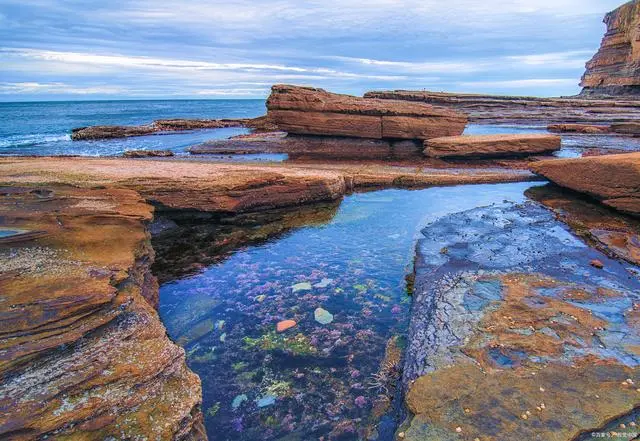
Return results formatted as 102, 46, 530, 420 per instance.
0, 99, 266, 156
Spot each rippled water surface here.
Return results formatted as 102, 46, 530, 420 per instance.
157, 182, 541, 440
0, 99, 264, 155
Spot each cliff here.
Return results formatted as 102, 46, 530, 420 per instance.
580, 0, 640, 97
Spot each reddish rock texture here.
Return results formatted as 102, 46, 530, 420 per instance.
530, 152, 640, 216
188, 132, 423, 159
365, 90, 640, 125
266, 84, 467, 140
71, 116, 275, 141
424, 134, 561, 158
580, 0, 640, 97
0, 186, 205, 440
547, 123, 611, 134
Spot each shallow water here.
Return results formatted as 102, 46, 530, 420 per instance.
157, 182, 542, 440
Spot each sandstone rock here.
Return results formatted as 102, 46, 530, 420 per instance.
365, 90, 640, 125
611, 122, 640, 135
547, 123, 610, 134
580, 0, 640, 97
71, 117, 272, 141
189, 132, 423, 159
266, 84, 467, 140
0, 185, 205, 440
530, 153, 640, 216
123, 149, 175, 158
424, 134, 561, 158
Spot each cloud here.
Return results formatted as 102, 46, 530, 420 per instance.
0, 0, 623, 99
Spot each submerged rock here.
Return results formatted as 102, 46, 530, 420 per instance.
123, 149, 175, 158
266, 84, 467, 140
314, 307, 334, 325
547, 123, 611, 134
276, 319, 297, 332
292, 282, 312, 292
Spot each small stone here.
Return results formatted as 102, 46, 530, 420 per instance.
539, 387, 545, 392
620, 424, 626, 429
231, 394, 248, 410
455, 427, 462, 433
292, 282, 312, 292
219, 332, 226, 343
626, 378, 634, 385
256, 395, 276, 408
630, 422, 636, 427
590, 259, 604, 269
314, 278, 333, 288
521, 414, 528, 420
276, 320, 297, 332
256, 295, 266, 303
540, 403, 546, 409
398, 433, 405, 439
314, 307, 334, 325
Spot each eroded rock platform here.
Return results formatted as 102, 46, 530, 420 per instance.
403, 199, 640, 440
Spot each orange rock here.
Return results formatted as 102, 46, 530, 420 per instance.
590, 259, 605, 269
424, 134, 561, 158
266, 84, 467, 140
580, 0, 640, 97
277, 319, 297, 332
547, 124, 610, 134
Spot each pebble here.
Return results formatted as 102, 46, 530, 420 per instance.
590, 259, 604, 269
314, 278, 333, 288
314, 307, 334, 325
455, 427, 462, 433
292, 282, 312, 292
276, 320, 297, 332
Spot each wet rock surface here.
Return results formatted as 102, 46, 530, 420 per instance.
123, 149, 175, 158
267, 84, 467, 140
424, 134, 561, 158
530, 152, 640, 216
0, 185, 205, 440
580, 0, 640, 97
404, 200, 640, 440
189, 132, 424, 160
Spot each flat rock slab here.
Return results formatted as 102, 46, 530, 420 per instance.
266, 84, 467, 140
189, 132, 423, 159
531, 152, 640, 216
548, 123, 611, 134
424, 134, 561, 158
404, 200, 640, 440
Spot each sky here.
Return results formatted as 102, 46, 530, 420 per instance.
0, 0, 626, 101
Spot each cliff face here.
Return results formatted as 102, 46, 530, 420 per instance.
580, 0, 640, 96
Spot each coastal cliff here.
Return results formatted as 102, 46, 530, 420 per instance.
580, 0, 640, 97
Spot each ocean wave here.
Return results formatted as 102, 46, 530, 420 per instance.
0, 133, 71, 150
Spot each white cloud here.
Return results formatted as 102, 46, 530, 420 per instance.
0, 82, 126, 94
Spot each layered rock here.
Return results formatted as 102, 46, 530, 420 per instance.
123, 149, 175, 158
611, 121, 640, 135
580, 0, 640, 97
71, 116, 275, 141
424, 134, 561, 158
188, 132, 423, 159
0, 186, 205, 440
266, 84, 467, 140
365, 90, 640, 125
547, 123, 611, 134
530, 152, 640, 216
403, 201, 640, 440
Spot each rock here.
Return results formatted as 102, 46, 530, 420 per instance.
404, 201, 640, 441
266, 84, 467, 140
314, 278, 333, 288
256, 395, 276, 408
292, 282, 312, 292
530, 153, 640, 216
0, 185, 205, 440
231, 394, 248, 410
364, 90, 640, 125
276, 320, 297, 332
424, 134, 561, 158
580, 0, 640, 97
547, 124, 610, 134
123, 149, 175, 158
314, 307, 334, 325
189, 133, 424, 160
71, 116, 272, 140
611, 122, 640, 136
590, 259, 604, 269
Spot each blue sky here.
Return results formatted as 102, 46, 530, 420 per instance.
0, 0, 625, 101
